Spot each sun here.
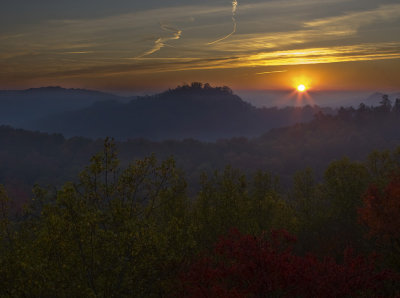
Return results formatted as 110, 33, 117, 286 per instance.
297, 84, 306, 92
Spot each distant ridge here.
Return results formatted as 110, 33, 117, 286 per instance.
32, 82, 330, 141
0, 86, 119, 97
0, 86, 126, 128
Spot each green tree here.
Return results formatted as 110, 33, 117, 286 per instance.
366, 149, 400, 188
319, 158, 371, 256
249, 170, 296, 234
2, 138, 194, 297
0, 185, 15, 296
193, 167, 296, 250
193, 166, 249, 249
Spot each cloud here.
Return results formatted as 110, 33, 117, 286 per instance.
32, 56, 242, 79
137, 24, 182, 57
25, 41, 400, 81
61, 51, 94, 54
244, 42, 400, 67
0, 4, 229, 58
304, 4, 400, 34
257, 70, 287, 75
1, 0, 400, 84
1, 1, 397, 59
208, 0, 238, 45
200, 3, 400, 55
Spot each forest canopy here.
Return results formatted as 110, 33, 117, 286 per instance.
1, 139, 400, 296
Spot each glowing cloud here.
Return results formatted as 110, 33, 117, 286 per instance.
257, 70, 287, 75
208, 0, 238, 45
138, 24, 182, 58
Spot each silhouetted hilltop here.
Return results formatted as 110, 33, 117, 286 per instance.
0, 86, 124, 127
33, 83, 330, 140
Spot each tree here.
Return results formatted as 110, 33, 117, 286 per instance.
337, 106, 355, 121
0, 185, 11, 243
324, 158, 369, 218
180, 229, 395, 297
379, 94, 392, 113
191, 82, 203, 89
393, 98, 400, 115
291, 168, 329, 254
366, 149, 400, 187
291, 168, 317, 223
193, 167, 295, 250
1, 138, 194, 297
310, 158, 371, 257
0, 185, 15, 297
355, 103, 372, 123
193, 166, 249, 249
359, 174, 400, 269
249, 170, 296, 234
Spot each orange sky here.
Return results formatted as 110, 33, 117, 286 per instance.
1, 0, 400, 93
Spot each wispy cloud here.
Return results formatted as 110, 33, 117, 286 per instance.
27, 42, 400, 80
257, 70, 287, 75
62, 51, 94, 54
1, 1, 397, 58
208, 0, 238, 45
205, 29, 350, 53
137, 24, 182, 58
304, 4, 400, 34
1, 0, 400, 87
245, 42, 400, 67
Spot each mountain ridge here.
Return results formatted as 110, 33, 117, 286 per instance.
32, 83, 330, 141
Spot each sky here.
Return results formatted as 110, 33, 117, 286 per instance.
1, 0, 400, 93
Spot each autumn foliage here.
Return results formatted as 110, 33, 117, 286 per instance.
359, 175, 400, 241
180, 229, 395, 297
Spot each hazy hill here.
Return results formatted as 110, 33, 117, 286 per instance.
33, 83, 331, 141
0, 99, 399, 199
0, 86, 125, 128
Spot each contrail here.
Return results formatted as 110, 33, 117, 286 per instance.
208, 0, 238, 45
138, 24, 182, 58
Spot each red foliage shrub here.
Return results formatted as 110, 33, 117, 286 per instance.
180, 229, 396, 297
359, 175, 400, 241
